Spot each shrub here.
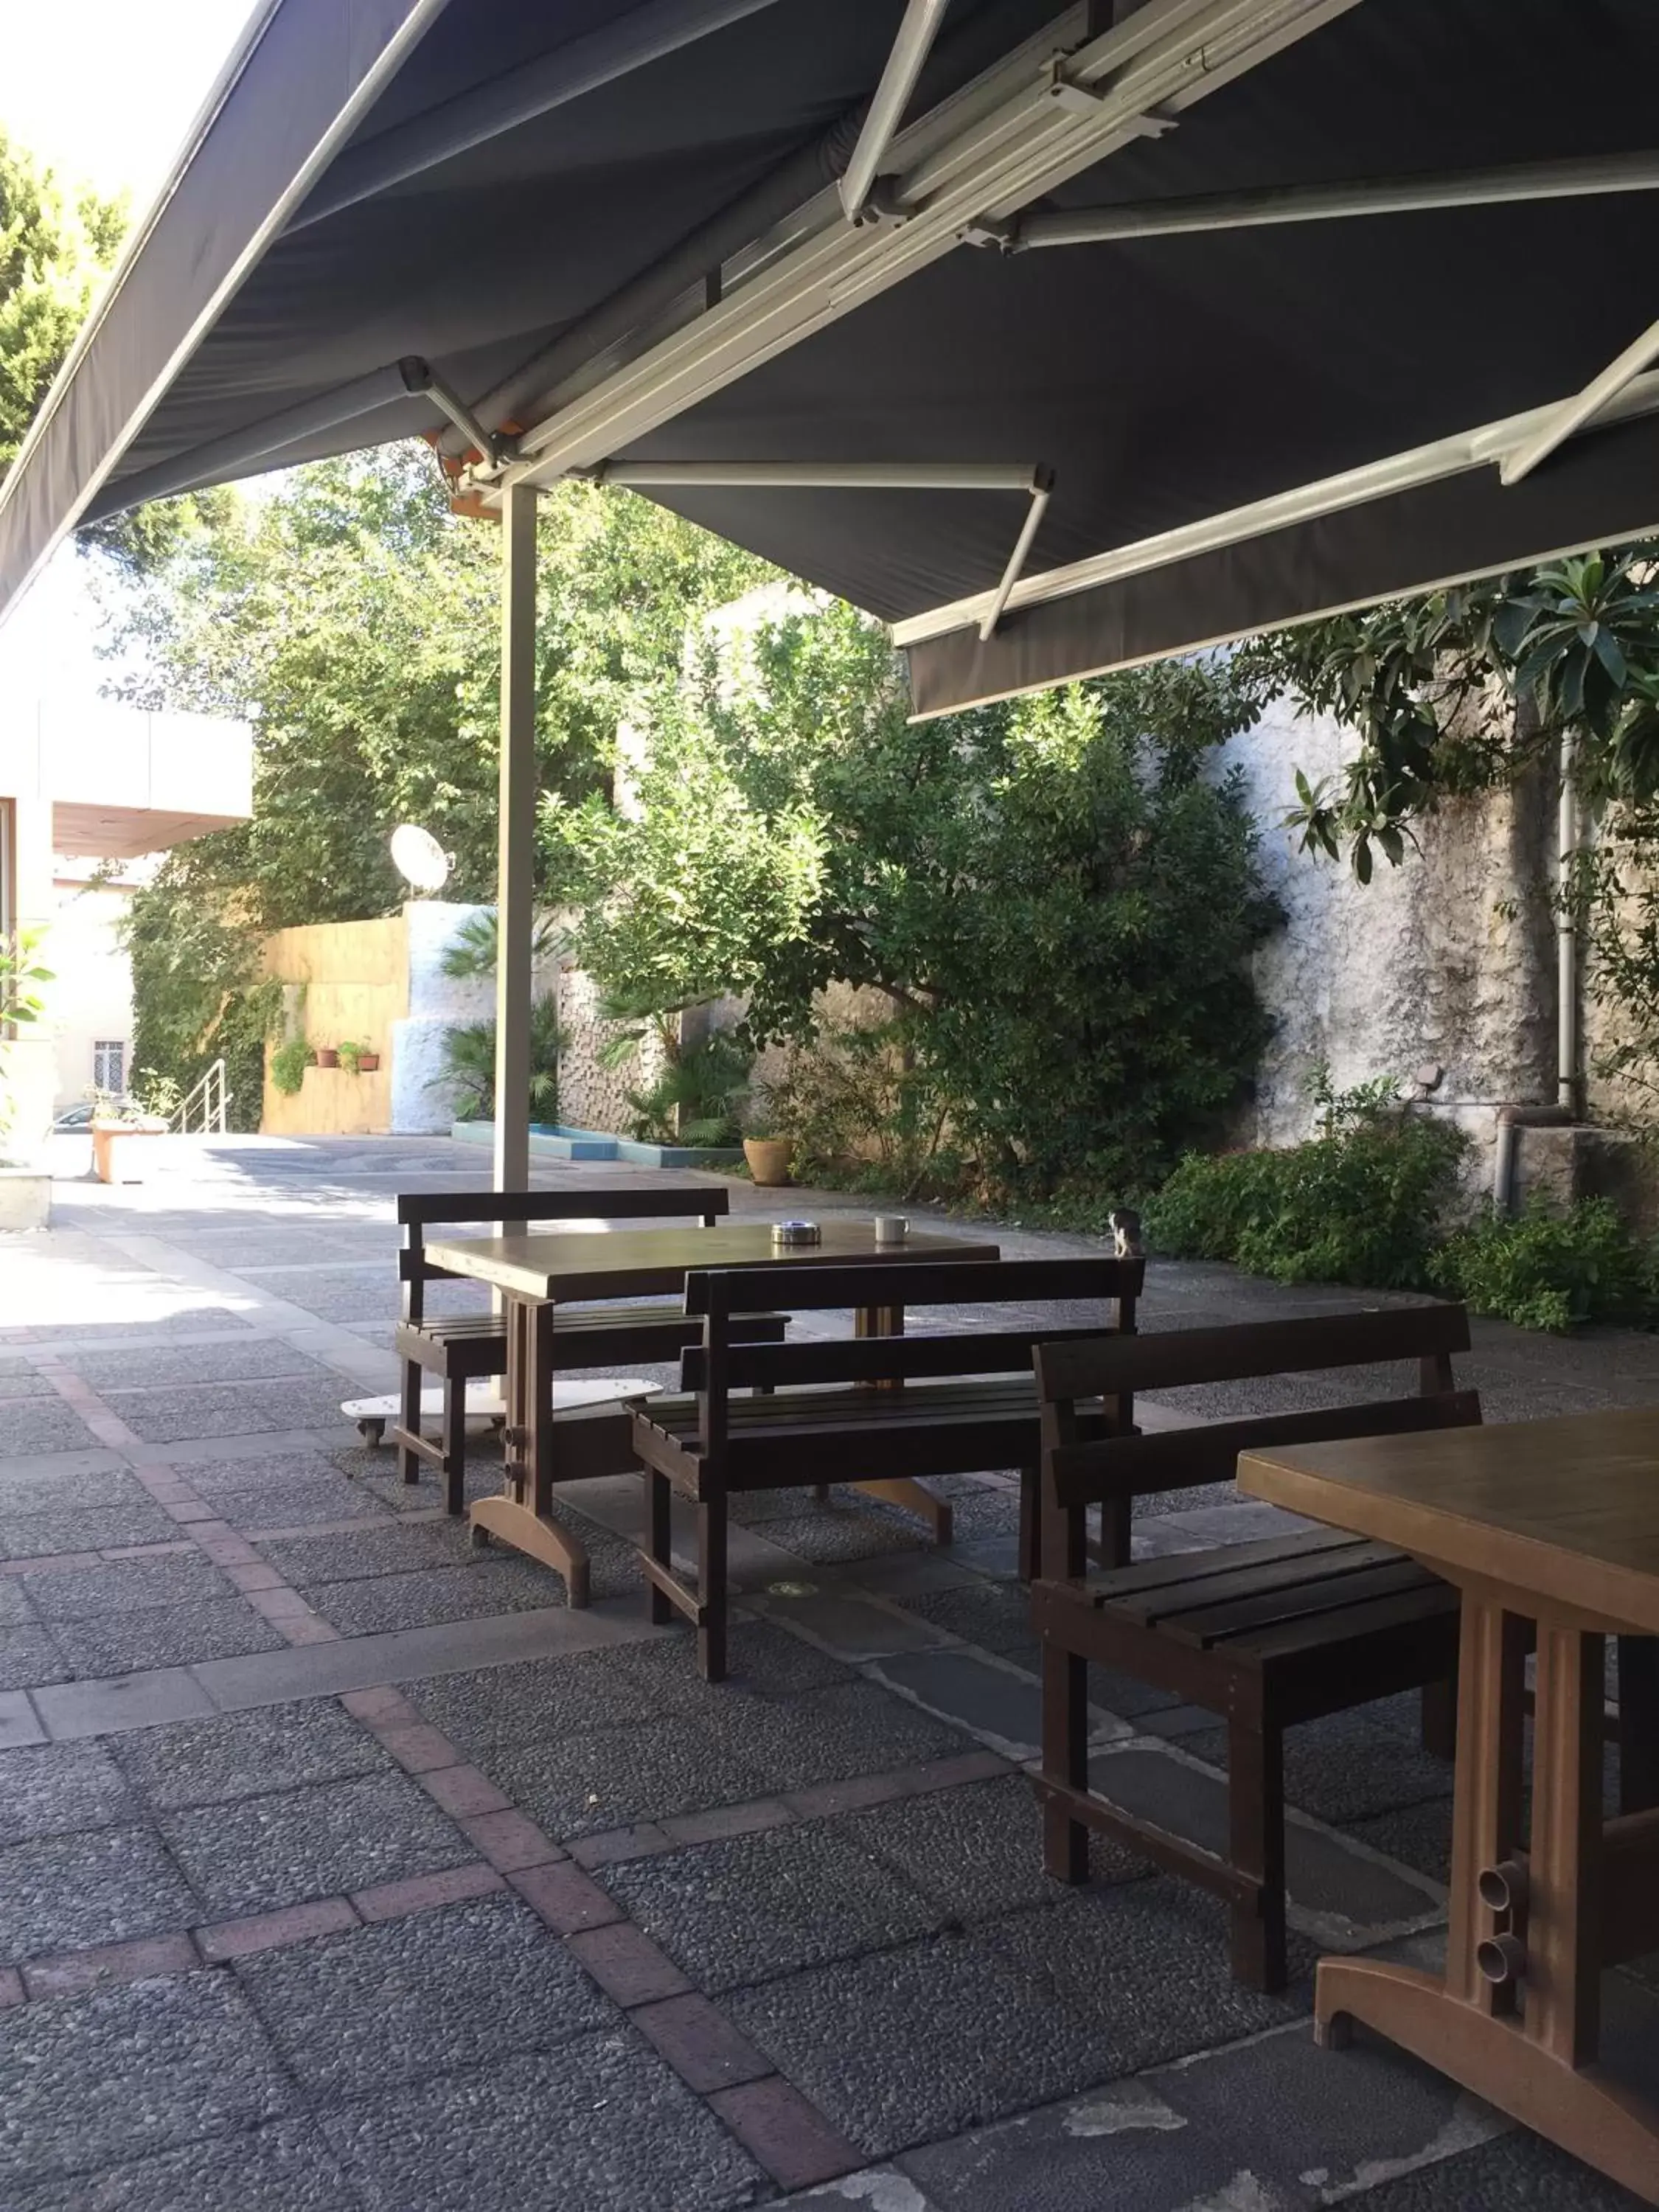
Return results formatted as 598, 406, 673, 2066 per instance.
625, 1032, 750, 1147
1147, 1113, 1468, 1290
1430, 1198, 1653, 1332
268, 1040, 311, 1095
434, 996, 563, 1122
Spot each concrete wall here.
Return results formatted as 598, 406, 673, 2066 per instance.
1217, 695, 1559, 1189
1, 796, 56, 1153
45, 873, 136, 1109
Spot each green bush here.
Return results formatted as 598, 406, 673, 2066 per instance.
268, 1040, 311, 1096
1147, 1114, 1468, 1289
625, 1033, 750, 1148
1430, 1198, 1653, 1332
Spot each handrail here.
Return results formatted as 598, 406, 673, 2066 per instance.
172, 1058, 228, 1135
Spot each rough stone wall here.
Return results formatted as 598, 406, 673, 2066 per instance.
1215, 694, 1559, 1190
554, 961, 672, 1134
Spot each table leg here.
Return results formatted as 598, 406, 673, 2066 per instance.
1315, 1595, 1659, 2205
847, 1300, 953, 1543
468, 1295, 592, 1606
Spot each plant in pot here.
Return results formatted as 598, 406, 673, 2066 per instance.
741, 1080, 794, 1188
90, 1074, 177, 1185
313, 1045, 338, 1068
338, 1040, 380, 1074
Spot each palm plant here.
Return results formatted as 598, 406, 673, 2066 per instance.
433, 994, 563, 1121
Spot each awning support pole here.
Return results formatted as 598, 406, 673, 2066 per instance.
1501, 314, 1659, 485
839, 0, 953, 223
494, 479, 538, 1197
980, 473, 1054, 639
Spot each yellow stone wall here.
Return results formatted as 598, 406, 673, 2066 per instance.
260, 916, 407, 1135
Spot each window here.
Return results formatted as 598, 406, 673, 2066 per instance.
93, 1040, 126, 1094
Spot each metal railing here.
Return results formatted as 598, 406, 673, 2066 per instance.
172, 1059, 229, 1135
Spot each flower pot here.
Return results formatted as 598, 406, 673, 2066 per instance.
743, 1136, 793, 1187
91, 1121, 167, 1185
314, 1048, 338, 1068
355, 1051, 380, 1073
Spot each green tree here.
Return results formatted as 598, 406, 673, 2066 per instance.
118, 450, 773, 1116
549, 603, 1278, 1200
0, 131, 121, 472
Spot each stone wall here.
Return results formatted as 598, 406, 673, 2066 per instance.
554, 961, 672, 1134
1215, 694, 1559, 1191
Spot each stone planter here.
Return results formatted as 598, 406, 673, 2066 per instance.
92, 1121, 169, 1185
743, 1136, 794, 1187
0, 1166, 49, 1231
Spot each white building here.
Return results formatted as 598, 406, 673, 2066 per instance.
0, 699, 252, 1139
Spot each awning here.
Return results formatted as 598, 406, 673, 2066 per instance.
6, 0, 1657, 717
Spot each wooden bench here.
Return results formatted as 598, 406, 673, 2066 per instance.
632, 1254, 1143, 1680
392, 1187, 785, 1514
1032, 1304, 1478, 1992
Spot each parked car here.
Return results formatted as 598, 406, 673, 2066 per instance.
52, 1101, 97, 1132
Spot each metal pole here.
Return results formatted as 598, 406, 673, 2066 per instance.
494, 479, 538, 1194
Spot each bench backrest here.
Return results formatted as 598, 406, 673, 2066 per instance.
1033, 1303, 1479, 1578
681, 1256, 1144, 1458
397, 1185, 728, 1320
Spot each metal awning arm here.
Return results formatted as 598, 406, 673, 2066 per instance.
840, 0, 954, 223
1500, 314, 1659, 486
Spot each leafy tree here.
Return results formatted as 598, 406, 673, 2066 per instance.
118, 450, 773, 1111
0, 131, 121, 472
549, 603, 1278, 1200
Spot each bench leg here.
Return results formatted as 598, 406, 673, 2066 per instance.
443, 1381, 467, 1517
1018, 1467, 1037, 1583
397, 1360, 423, 1486
1228, 1717, 1287, 1992
698, 1493, 728, 1683
1096, 1494, 1131, 1571
1420, 1672, 1458, 1761
647, 1472, 673, 1627
1040, 1642, 1090, 1884
1618, 1635, 1659, 1815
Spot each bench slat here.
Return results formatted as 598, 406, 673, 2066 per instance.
1098, 1538, 1397, 1623
1035, 1301, 1467, 1405
1074, 1526, 1364, 1604
1161, 1556, 1441, 1646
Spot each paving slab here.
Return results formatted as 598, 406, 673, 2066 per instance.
159, 1769, 471, 1917
114, 1700, 392, 1809
0, 1971, 291, 2186
180, 1449, 355, 1498
624, 1618, 855, 1704
258, 1518, 473, 1585
845, 1774, 1147, 1921
3, 2115, 360, 2212
753, 1509, 930, 1566
0, 1825, 199, 1965
32, 1666, 216, 1740
403, 1645, 675, 1752
238, 1892, 616, 2096
0, 1404, 101, 1458
21, 1554, 234, 1619
748, 1584, 949, 1662
898, 2079, 1301, 2212
310, 1558, 563, 1636
0, 1689, 46, 1748
1182, 1696, 1456, 1829
322, 2032, 764, 2212
52, 1598, 285, 1677
1085, 1745, 1442, 1933
706, 1680, 975, 1795
1332, 2127, 1650, 2208
0, 1740, 135, 1845
0, 1467, 159, 1519
0, 1504, 182, 1562
602, 1820, 947, 1994
870, 1649, 1054, 1758
0, 1624, 69, 1691
478, 1714, 773, 1840
209, 1473, 386, 1530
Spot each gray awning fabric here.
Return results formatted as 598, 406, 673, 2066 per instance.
4, 0, 1658, 717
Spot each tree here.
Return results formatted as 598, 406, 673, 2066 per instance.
117, 448, 775, 1116
549, 602, 1279, 1199
0, 131, 121, 473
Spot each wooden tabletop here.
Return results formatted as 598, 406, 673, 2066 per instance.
425, 1220, 1001, 1303
1239, 1405, 1659, 1635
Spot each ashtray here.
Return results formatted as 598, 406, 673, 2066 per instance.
771, 1220, 822, 1247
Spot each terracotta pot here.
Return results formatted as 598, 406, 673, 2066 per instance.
91, 1122, 167, 1185
314, 1047, 338, 1068
743, 1136, 793, 1187
355, 1051, 380, 1072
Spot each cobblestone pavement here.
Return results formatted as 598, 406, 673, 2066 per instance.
0, 1133, 1654, 2210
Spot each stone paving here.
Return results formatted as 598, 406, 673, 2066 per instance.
0, 1132, 1655, 2209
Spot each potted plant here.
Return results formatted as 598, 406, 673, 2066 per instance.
338, 1040, 380, 1074
741, 1082, 793, 1187
314, 1045, 339, 1068
91, 1076, 177, 1185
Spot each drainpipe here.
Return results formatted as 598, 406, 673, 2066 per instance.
1557, 730, 1580, 1113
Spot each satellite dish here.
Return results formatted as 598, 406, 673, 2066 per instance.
390, 824, 451, 894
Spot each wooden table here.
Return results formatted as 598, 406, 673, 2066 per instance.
425, 1220, 1000, 1603
1239, 1408, 1659, 2205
